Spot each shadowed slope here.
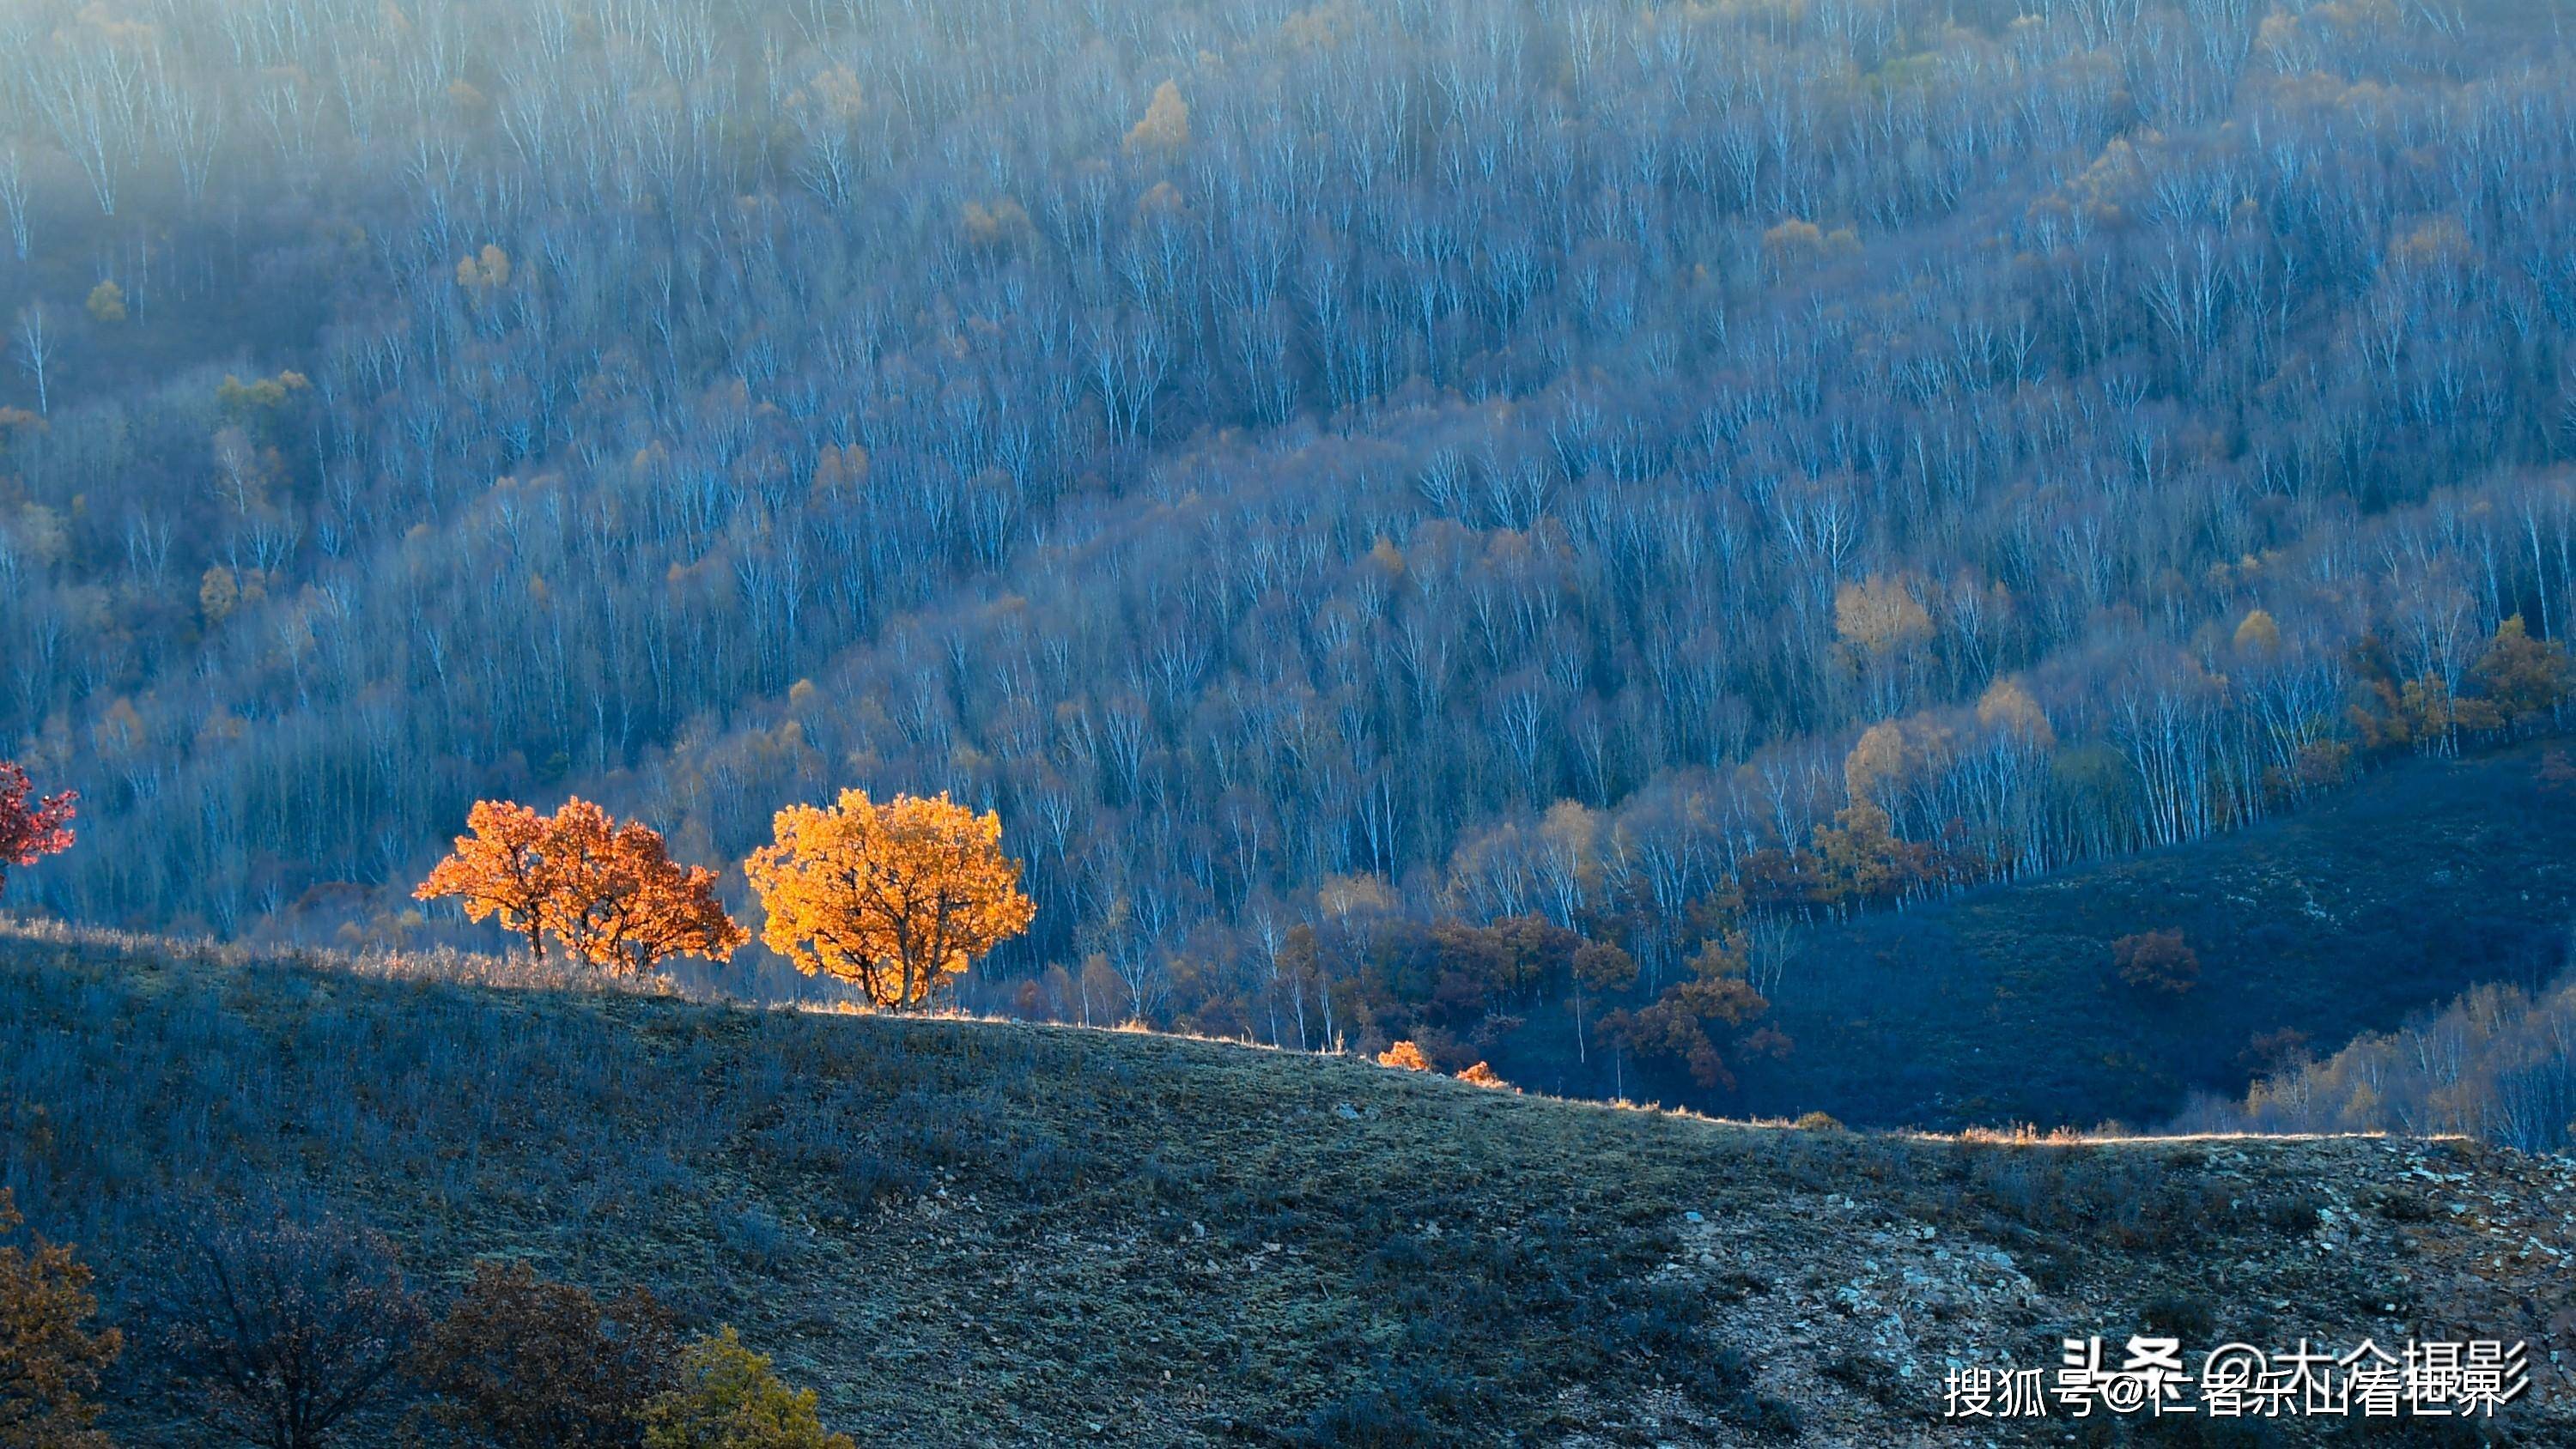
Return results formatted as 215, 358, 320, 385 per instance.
0, 920, 2567, 1444
1691, 741, 2576, 1133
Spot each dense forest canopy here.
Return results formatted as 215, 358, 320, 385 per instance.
3, 0, 2574, 1080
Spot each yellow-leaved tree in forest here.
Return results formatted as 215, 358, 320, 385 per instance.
0, 1188, 120, 1447
745, 791, 1035, 1010
415, 799, 745, 973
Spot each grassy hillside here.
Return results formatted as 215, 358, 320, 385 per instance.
1687, 741, 2576, 1132
3, 920, 2571, 1445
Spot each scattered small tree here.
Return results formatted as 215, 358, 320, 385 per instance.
158, 1214, 426, 1449
2231, 608, 2281, 657
410, 1261, 683, 1448
0, 762, 76, 900
1123, 81, 1189, 155
0, 1191, 120, 1449
455, 244, 512, 296
1597, 932, 1784, 1090
745, 791, 1036, 1009
2472, 615, 2571, 727
1832, 574, 1933, 660
2112, 929, 2200, 995
638, 1329, 854, 1449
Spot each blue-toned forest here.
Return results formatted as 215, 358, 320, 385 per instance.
5, 0, 2576, 1130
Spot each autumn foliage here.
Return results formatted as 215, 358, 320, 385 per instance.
2113, 930, 2201, 996
638, 1328, 854, 1449
745, 791, 1036, 1009
416, 799, 744, 972
410, 1261, 683, 1447
1598, 933, 1782, 1090
1376, 1040, 1431, 1071
416, 801, 556, 959
0, 763, 76, 898
537, 802, 746, 975
0, 1190, 120, 1449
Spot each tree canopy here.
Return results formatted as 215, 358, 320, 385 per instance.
415, 799, 744, 971
746, 791, 1036, 1009
0, 764, 74, 899
0, 1190, 118, 1449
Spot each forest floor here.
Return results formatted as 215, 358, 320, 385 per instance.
3, 921, 2568, 1445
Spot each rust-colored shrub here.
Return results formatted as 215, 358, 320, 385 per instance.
411, 1260, 683, 1447
2112, 930, 2199, 995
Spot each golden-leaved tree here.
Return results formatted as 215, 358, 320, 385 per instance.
415, 799, 744, 972
0, 1189, 120, 1449
1376, 1040, 1431, 1071
745, 790, 1035, 1009
640, 1328, 853, 1449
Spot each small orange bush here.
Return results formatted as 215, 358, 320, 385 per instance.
1376, 1040, 1431, 1071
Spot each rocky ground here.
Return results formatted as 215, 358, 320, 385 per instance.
1587, 1134, 2575, 1445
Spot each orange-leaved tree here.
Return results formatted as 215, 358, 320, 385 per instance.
0, 761, 76, 900
538, 799, 747, 976
1597, 931, 1780, 1090
416, 800, 556, 960
744, 790, 1035, 1009
415, 798, 744, 971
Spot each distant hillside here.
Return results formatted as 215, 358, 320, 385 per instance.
3, 920, 2570, 1445
10, 0, 2576, 1055
1692, 740, 2576, 1133
2182, 963, 2576, 1155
